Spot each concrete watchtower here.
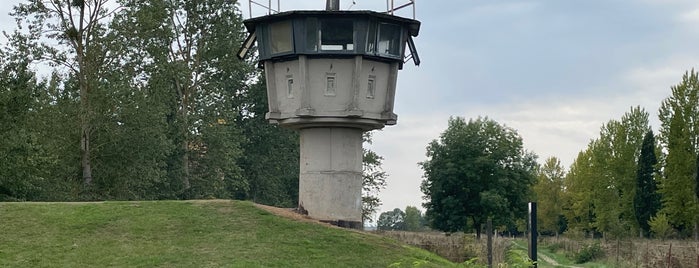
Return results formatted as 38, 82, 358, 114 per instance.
239, 0, 420, 228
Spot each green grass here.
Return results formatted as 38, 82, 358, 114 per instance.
508, 240, 612, 268
0, 200, 458, 267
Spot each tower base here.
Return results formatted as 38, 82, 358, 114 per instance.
298, 127, 363, 228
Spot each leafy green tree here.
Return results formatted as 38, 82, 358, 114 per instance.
658, 70, 699, 238
563, 107, 649, 238
362, 132, 388, 224
113, 0, 251, 199
633, 130, 661, 238
235, 78, 299, 206
377, 208, 406, 231
563, 149, 597, 236
649, 213, 674, 240
592, 107, 650, 238
533, 157, 566, 236
420, 117, 537, 238
11, 0, 116, 190
404, 206, 424, 231
0, 48, 44, 200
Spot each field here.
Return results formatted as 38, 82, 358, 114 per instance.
0, 200, 456, 267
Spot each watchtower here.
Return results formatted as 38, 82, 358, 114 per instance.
239, 0, 420, 228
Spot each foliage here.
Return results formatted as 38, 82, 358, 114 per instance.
532, 157, 566, 236
404, 206, 425, 231
633, 130, 661, 237
11, 0, 117, 191
235, 78, 299, 207
649, 213, 674, 239
657, 70, 699, 233
420, 116, 537, 238
378, 208, 407, 231
573, 242, 604, 264
563, 107, 650, 238
505, 241, 535, 268
362, 132, 388, 223
0, 201, 458, 267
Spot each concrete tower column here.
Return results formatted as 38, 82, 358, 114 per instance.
298, 127, 363, 228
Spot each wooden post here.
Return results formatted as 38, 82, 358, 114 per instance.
667, 243, 672, 268
487, 218, 493, 268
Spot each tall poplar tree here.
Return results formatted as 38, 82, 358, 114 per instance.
533, 157, 566, 236
633, 130, 660, 238
658, 70, 699, 238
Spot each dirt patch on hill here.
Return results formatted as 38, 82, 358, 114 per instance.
253, 204, 328, 225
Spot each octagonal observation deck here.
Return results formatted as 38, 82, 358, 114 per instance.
240, 10, 421, 130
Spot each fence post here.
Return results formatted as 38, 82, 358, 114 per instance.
668, 243, 672, 268
487, 218, 493, 268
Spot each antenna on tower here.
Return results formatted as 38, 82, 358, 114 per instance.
386, 0, 416, 19
326, 0, 340, 11
247, 0, 281, 18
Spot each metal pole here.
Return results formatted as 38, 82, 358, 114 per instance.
528, 202, 538, 267
326, 0, 340, 10
413, 0, 416, 19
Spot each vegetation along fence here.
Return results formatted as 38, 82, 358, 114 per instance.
541, 237, 699, 268
376, 231, 510, 265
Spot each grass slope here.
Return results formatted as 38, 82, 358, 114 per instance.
0, 200, 455, 267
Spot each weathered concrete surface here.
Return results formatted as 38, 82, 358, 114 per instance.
298, 127, 363, 225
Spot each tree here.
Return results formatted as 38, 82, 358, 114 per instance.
404, 206, 424, 231
420, 116, 537, 239
563, 107, 650, 238
377, 208, 406, 231
0, 46, 44, 200
533, 157, 566, 237
113, 0, 251, 198
11, 0, 117, 190
658, 70, 699, 238
633, 130, 661, 238
362, 132, 388, 224
235, 78, 299, 207
563, 149, 597, 236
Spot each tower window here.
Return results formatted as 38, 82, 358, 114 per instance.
320, 19, 354, 51
270, 21, 293, 54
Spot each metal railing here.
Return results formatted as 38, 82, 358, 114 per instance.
247, 0, 417, 19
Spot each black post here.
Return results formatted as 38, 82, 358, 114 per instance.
528, 202, 537, 267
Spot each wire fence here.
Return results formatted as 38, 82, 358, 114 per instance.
375, 231, 511, 264
377, 231, 699, 267
540, 237, 699, 268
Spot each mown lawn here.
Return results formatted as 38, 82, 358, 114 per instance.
0, 200, 458, 267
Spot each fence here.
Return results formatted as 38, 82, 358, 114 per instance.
541, 237, 699, 268
375, 230, 511, 265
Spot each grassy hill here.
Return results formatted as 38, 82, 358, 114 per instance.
0, 200, 457, 267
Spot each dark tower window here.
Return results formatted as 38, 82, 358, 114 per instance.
270, 21, 293, 54
378, 23, 401, 56
320, 19, 354, 51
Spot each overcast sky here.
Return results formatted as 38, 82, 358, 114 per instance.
3, 0, 699, 220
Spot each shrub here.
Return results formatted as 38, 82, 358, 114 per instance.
573, 242, 604, 264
